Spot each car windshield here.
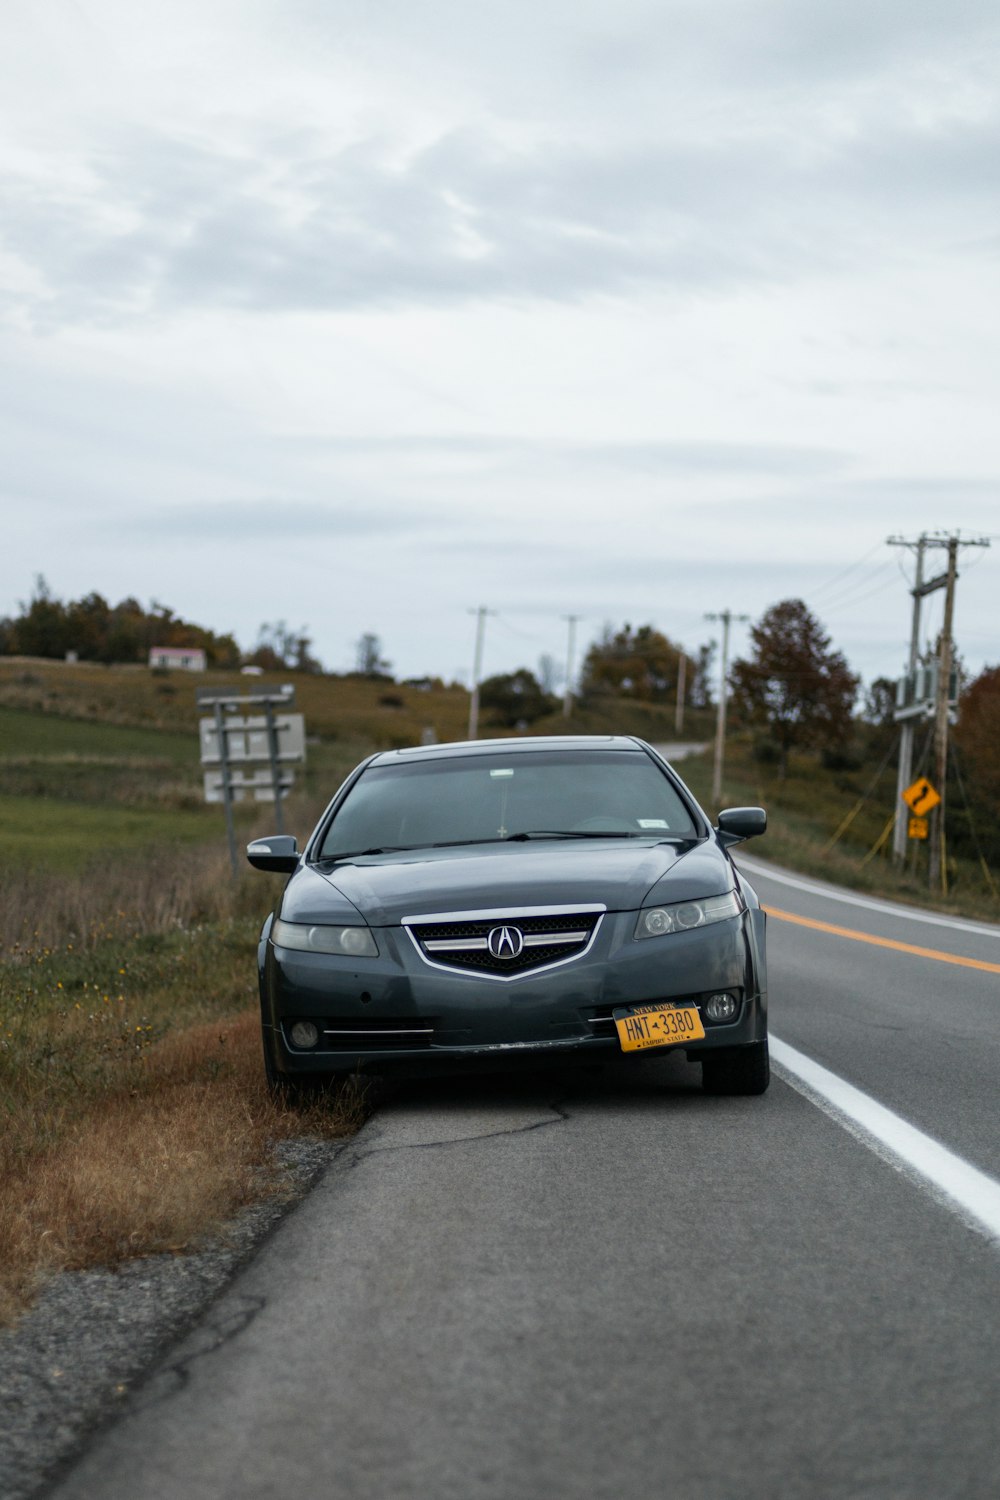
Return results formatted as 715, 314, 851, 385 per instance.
317, 749, 699, 859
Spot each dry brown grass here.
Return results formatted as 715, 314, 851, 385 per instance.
0, 657, 472, 745
1, 844, 247, 954
0, 689, 384, 1329
0, 822, 368, 1328
0, 1011, 365, 1326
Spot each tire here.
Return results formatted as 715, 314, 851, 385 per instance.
701, 1039, 770, 1096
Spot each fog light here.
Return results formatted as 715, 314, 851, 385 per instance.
705, 992, 738, 1023
289, 1020, 320, 1049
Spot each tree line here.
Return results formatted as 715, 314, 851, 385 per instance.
0, 578, 242, 669
0, 580, 390, 680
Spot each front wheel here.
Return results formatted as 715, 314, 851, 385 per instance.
701, 1040, 770, 1096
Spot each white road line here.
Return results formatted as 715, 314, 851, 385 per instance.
738, 855, 1000, 939
771, 1036, 1000, 1245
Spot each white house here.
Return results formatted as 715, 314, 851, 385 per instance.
148, 646, 207, 672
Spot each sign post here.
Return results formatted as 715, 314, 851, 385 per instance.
197, 684, 307, 874
211, 699, 240, 875
902, 776, 940, 853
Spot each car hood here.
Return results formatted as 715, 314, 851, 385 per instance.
288, 839, 734, 926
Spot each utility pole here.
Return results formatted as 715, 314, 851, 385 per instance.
705, 610, 748, 806
928, 539, 959, 893
562, 614, 581, 718
887, 534, 927, 865
675, 652, 687, 736
466, 606, 496, 740
888, 532, 989, 886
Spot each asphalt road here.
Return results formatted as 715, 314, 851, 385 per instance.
47, 856, 1000, 1500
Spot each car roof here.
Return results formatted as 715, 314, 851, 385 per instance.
369, 735, 649, 767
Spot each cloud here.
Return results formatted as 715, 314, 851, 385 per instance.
4, 86, 999, 328
118, 497, 438, 539
287, 432, 850, 476
282, 0, 1000, 105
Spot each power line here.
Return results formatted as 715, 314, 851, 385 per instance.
816, 567, 903, 616
491, 613, 545, 644
808, 541, 888, 602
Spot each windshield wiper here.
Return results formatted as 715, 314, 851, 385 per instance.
320, 846, 413, 861
320, 831, 676, 861
428, 838, 510, 849
321, 839, 507, 860
504, 830, 649, 840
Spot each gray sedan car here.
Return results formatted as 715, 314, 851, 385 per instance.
248, 735, 769, 1096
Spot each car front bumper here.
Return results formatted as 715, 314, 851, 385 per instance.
260, 906, 767, 1078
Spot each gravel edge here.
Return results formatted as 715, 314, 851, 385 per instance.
0, 1137, 343, 1500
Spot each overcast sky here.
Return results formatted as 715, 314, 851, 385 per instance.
2, 0, 999, 689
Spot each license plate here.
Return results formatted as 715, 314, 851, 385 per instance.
613, 1003, 705, 1052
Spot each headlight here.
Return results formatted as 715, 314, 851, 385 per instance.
634, 890, 743, 940
272, 917, 379, 957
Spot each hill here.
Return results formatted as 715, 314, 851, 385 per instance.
1, 655, 996, 919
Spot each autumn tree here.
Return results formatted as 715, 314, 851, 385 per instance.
479, 668, 556, 728
729, 599, 859, 776
2, 578, 240, 666
580, 623, 683, 702
248, 621, 321, 673
955, 665, 1000, 864
10, 576, 70, 658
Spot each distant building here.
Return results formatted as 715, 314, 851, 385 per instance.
149, 646, 207, 672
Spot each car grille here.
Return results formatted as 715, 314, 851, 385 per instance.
404, 907, 604, 980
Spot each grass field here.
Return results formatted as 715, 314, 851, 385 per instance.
0, 704, 197, 762
680, 740, 1000, 920
0, 794, 231, 873
0, 679, 375, 1323
0, 656, 715, 747
0, 657, 472, 744
0, 889, 364, 1325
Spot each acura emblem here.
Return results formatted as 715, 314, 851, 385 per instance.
487, 925, 524, 960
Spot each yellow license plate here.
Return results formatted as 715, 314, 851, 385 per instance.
613, 1003, 705, 1052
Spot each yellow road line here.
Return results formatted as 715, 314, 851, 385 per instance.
763, 905, 1000, 976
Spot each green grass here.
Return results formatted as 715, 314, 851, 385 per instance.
0, 793, 231, 873
679, 740, 1000, 922
0, 705, 196, 762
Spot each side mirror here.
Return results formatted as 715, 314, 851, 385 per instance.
247, 835, 299, 873
715, 807, 767, 847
